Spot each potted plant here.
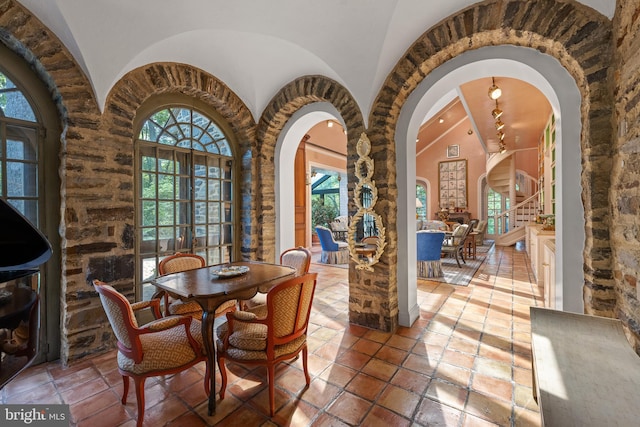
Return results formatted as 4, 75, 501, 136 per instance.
311, 198, 338, 243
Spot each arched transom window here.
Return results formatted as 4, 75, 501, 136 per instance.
136, 106, 236, 299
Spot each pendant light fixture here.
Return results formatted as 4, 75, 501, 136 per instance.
492, 99, 503, 119
488, 77, 501, 100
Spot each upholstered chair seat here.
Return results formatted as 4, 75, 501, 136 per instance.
216, 273, 318, 416
315, 225, 349, 264
441, 224, 472, 268
94, 280, 208, 427
474, 220, 488, 245
155, 253, 237, 318
243, 246, 311, 310
417, 230, 446, 278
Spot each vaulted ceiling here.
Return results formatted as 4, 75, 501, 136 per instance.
17, 0, 613, 126
418, 77, 552, 156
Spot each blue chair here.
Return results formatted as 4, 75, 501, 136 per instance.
315, 226, 349, 264
417, 231, 445, 278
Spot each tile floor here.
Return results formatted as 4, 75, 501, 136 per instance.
0, 243, 543, 426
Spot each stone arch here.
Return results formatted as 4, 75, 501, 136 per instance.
255, 75, 365, 263
0, 0, 107, 363
104, 62, 257, 256
370, 1, 613, 326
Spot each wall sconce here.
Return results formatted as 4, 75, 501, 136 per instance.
488, 77, 501, 100
438, 117, 444, 124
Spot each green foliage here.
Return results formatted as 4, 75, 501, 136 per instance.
311, 197, 338, 232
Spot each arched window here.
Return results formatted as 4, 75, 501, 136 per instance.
0, 47, 61, 362
416, 184, 427, 219
0, 70, 40, 224
135, 105, 236, 299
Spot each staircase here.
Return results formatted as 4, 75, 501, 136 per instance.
486, 151, 538, 246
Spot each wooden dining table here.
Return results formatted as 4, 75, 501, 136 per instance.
151, 260, 296, 415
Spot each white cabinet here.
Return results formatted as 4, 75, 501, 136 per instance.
542, 239, 556, 308
526, 224, 555, 293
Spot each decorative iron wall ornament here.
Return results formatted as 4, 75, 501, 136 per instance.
348, 132, 386, 271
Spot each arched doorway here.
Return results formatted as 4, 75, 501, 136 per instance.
396, 45, 583, 326
275, 102, 346, 257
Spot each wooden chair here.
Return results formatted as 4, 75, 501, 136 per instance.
243, 246, 312, 310
216, 273, 318, 416
94, 280, 208, 427
441, 223, 472, 267
155, 253, 237, 318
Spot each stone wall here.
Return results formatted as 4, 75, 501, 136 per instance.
612, 0, 640, 351
370, 0, 615, 324
0, 0, 633, 362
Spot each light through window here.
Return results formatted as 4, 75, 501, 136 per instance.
136, 106, 235, 300
0, 71, 40, 225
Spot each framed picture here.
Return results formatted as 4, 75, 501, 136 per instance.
438, 159, 467, 210
447, 144, 460, 158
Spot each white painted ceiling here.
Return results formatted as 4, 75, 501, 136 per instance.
17, 0, 613, 122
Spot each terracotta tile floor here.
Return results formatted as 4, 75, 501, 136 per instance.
1, 243, 543, 426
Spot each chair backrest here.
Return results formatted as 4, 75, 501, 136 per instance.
159, 253, 206, 275
362, 236, 379, 245
451, 224, 471, 246
94, 280, 138, 351
475, 220, 487, 232
330, 216, 349, 232
417, 231, 445, 261
315, 226, 338, 251
266, 273, 317, 345
280, 246, 312, 275
468, 219, 479, 230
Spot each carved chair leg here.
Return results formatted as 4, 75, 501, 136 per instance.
203, 361, 211, 396
133, 376, 146, 427
268, 364, 276, 416
121, 375, 129, 404
302, 347, 310, 385
217, 356, 227, 399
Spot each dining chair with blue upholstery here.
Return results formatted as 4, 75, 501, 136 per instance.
417, 231, 446, 278
315, 225, 349, 264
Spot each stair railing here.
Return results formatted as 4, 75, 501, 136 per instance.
492, 192, 539, 236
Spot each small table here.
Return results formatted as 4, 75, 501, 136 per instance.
355, 244, 376, 260
151, 261, 296, 415
464, 232, 478, 259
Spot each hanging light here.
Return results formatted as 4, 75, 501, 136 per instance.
327, 120, 334, 128
488, 77, 501, 100
499, 141, 507, 154
495, 120, 505, 131
497, 131, 505, 141
492, 100, 503, 119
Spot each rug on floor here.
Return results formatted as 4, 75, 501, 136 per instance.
423, 241, 494, 286
311, 252, 349, 269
